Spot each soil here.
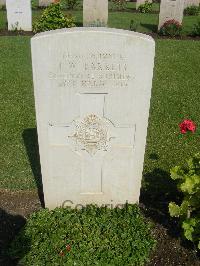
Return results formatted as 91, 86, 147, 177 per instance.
0, 30, 200, 41
147, 33, 200, 41
0, 30, 34, 37
0, 190, 199, 266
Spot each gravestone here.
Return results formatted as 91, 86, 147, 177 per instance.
31, 28, 155, 209
136, 0, 152, 10
83, 0, 108, 26
158, 0, 184, 30
6, 0, 32, 31
184, 0, 200, 8
39, 0, 54, 7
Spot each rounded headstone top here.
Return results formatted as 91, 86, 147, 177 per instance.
32, 27, 155, 44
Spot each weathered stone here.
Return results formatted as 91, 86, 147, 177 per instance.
6, 0, 32, 31
158, 0, 184, 30
0, 0, 6, 6
31, 28, 155, 209
83, 0, 108, 27
39, 0, 54, 7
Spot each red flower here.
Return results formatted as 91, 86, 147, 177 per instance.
179, 119, 196, 134
66, 244, 71, 252
162, 19, 182, 28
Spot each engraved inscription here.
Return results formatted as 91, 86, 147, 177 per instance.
49, 52, 133, 89
70, 114, 109, 155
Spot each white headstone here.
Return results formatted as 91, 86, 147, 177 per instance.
0, 0, 6, 6
6, 0, 32, 31
31, 28, 155, 209
184, 0, 200, 8
136, 0, 152, 10
83, 0, 108, 27
39, 0, 54, 7
158, 0, 184, 30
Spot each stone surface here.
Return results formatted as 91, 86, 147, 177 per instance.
158, 0, 184, 30
184, 0, 200, 8
136, 0, 152, 10
83, 0, 108, 27
0, 0, 6, 6
31, 28, 155, 209
39, 0, 54, 7
6, 0, 32, 31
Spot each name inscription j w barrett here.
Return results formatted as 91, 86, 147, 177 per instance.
48, 52, 134, 89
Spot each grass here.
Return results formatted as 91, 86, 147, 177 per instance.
8, 205, 156, 265
143, 39, 200, 200
0, 37, 200, 192
0, 37, 36, 189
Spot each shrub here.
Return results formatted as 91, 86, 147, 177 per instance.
192, 20, 200, 36
184, 5, 200, 16
138, 1, 153, 13
8, 204, 156, 265
159, 19, 182, 37
33, 3, 75, 33
169, 153, 200, 250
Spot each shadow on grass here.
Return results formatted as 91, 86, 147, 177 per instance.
0, 208, 28, 266
140, 168, 182, 238
140, 167, 200, 254
140, 23, 158, 33
22, 128, 44, 208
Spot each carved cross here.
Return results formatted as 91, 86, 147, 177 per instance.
48, 93, 135, 194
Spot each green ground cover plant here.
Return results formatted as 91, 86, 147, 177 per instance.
8, 205, 156, 265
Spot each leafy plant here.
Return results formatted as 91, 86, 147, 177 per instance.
192, 19, 200, 36
184, 5, 200, 16
169, 153, 200, 250
8, 204, 156, 265
110, 0, 127, 11
159, 19, 182, 37
138, 1, 153, 14
33, 3, 75, 33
